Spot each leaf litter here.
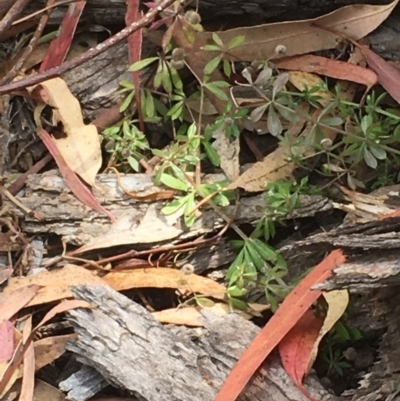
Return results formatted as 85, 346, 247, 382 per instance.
1, 0, 400, 400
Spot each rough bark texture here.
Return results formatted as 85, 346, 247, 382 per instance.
3, 170, 334, 248
64, 284, 339, 401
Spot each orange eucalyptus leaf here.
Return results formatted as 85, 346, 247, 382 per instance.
213, 249, 346, 401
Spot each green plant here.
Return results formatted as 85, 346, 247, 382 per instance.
102, 119, 149, 172
226, 177, 317, 311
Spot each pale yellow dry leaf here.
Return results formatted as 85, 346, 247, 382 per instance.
213, 133, 240, 181
199, 0, 399, 62
307, 290, 349, 373
152, 307, 203, 326
103, 268, 226, 300
3, 265, 107, 307
31, 78, 101, 186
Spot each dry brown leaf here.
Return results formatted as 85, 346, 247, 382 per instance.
33, 335, 76, 373
3, 265, 106, 307
307, 290, 349, 373
276, 55, 378, 89
31, 78, 101, 186
0, 285, 41, 321
103, 268, 226, 300
152, 307, 203, 326
73, 204, 182, 254
19, 317, 35, 401
199, 0, 399, 62
33, 380, 66, 401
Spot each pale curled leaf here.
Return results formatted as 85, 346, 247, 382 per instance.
31, 78, 101, 186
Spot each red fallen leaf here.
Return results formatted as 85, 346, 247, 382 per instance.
40, 1, 87, 71
0, 320, 14, 363
275, 54, 377, 89
359, 45, 400, 104
279, 309, 324, 401
213, 250, 346, 401
126, 0, 144, 132
37, 128, 116, 221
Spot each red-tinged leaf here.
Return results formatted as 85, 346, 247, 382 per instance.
213, 250, 346, 401
37, 128, 116, 221
0, 320, 14, 363
275, 54, 377, 89
359, 45, 400, 104
279, 309, 323, 401
0, 300, 90, 396
126, 0, 144, 131
40, 1, 87, 72
0, 285, 41, 322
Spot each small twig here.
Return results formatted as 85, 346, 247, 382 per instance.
0, 0, 177, 95
12, 0, 77, 25
0, 185, 43, 220
0, 0, 56, 85
0, 0, 32, 37
7, 153, 53, 196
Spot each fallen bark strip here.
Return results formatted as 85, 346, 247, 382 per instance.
4, 170, 334, 247
65, 284, 339, 401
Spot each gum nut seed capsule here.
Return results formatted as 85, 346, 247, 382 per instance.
170, 59, 185, 70
275, 44, 287, 54
184, 10, 201, 25
171, 47, 185, 61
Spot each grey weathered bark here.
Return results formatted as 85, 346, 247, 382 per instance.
64, 284, 339, 401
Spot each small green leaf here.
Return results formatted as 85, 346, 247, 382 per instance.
129, 57, 159, 71
205, 82, 228, 101
228, 297, 248, 310
227, 285, 248, 297
250, 104, 269, 123
272, 73, 289, 98
160, 173, 189, 191
223, 60, 232, 77
161, 196, 188, 215
267, 106, 282, 136
203, 44, 220, 51
212, 32, 223, 47
203, 141, 220, 166
369, 145, 386, 160
251, 239, 278, 262
119, 91, 134, 113
204, 56, 222, 75
196, 297, 215, 307
245, 242, 265, 270
127, 156, 139, 172
363, 148, 378, 169
228, 35, 245, 49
